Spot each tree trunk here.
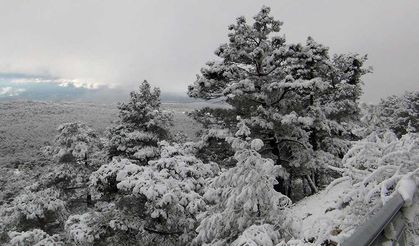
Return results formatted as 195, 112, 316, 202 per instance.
305, 175, 318, 193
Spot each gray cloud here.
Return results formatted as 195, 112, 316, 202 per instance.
0, 0, 418, 102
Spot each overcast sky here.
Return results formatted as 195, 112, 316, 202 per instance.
0, 0, 418, 102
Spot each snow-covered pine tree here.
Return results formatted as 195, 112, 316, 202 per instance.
8, 229, 64, 245
57, 82, 175, 245
107, 80, 173, 163
85, 141, 219, 245
377, 91, 418, 137
379, 91, 418, 137
0, 122, 107, 245
40, 122, 106, 212
43, 122, 103, 165
188, 6, 370, 200
194, 119, 290, 245
358, 91, 418, 139
0, 186, 67, 244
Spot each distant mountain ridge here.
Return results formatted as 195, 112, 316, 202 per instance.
0, 81, 199, 103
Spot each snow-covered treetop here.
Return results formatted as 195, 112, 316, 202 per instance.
187, 6, 370, 180
8, 229, 63, 246
378, 91, 418, 137
11, 187, 66, 221
357, 91, 418, 138
188, 6, 369, 102
107, 80, 173, 161
90, 141, 219, 243
117, 80, 172, 136
0, 187, 67, 243
43, 122, 102, 164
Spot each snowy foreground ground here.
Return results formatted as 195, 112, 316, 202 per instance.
288, 178, 418, 245
0, 100, 417, 245
289, 180, 351, 241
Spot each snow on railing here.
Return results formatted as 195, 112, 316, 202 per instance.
341, 192, 406, 246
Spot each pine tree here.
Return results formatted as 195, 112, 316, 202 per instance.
40, 122, 106, 213
86, 141, 219, 245
8, 229, 63, 245
0, 186, 67, 244
358, 91, 418, 138
188, 6, 370, 200
194, 120, 290, 245
107, 80, 173, 163
43, 122, 103, 165
377, 91, 418, 137
1, 122, 104, 245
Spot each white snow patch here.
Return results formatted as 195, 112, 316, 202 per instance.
288, 179, 352, 240
13, 169, 21, 175
396, 173, 417, 207
251, 139, 264, 151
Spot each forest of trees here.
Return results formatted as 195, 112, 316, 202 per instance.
0, 6, 417, 246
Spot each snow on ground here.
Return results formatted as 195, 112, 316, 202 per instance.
288, 174, 418, 245
288, 180, 352, 241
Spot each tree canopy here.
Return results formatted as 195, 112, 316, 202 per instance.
188, 6, 370, 200
107, 80, 173, 163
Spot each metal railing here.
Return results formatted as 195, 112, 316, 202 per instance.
341, 192, 407, 246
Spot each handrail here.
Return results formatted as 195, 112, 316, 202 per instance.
341, 192, 406, 246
